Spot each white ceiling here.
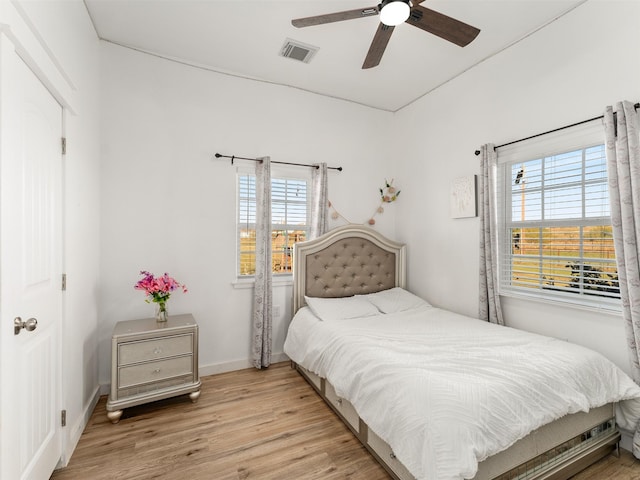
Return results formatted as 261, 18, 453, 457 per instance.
84, 0, 586, 112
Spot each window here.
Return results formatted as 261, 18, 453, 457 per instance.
237, 171, 309, 276
497, 124, 619, 308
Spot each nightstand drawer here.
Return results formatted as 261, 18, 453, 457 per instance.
119, 334, 193, 365
119, 356, 193, 388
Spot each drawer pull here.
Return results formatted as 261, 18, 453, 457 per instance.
390, 452, 397, 460
152, 368, 161, 374
153, 348, 163, 355
336, 398, 343, 405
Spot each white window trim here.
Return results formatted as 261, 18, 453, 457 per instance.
496, 119, 621, 313
499, 289, 621, 315
497, 120, 605, 166
231, 277, 293, 289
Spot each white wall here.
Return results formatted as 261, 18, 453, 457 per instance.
0, 0, 101, 465
393, 1, 640, 376
98, 42, 396, 384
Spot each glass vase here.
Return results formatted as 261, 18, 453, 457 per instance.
155, 301, 168, 322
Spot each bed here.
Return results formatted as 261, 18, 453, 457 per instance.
283, 225, 640, 480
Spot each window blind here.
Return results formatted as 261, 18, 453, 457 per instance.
497, 121, 620, 308
237, 173, 309, 276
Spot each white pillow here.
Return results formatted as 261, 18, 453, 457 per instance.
362, 287, 431, 314
304, 295, 381, 321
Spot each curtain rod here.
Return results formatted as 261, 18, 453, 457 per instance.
215, 153, 343, 171
474, 102, 640, 156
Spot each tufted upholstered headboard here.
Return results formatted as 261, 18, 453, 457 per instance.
292, 225, 406, 313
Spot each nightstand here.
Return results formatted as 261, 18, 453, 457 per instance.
106, 313, 201, 423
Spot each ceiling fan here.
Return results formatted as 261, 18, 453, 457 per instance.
291, 0, 480, 69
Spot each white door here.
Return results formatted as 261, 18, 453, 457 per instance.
0, 37, 63, 480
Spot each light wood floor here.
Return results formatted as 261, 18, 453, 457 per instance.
51, 362, 640, 480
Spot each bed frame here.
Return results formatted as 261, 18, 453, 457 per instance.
290, 224, 620, 480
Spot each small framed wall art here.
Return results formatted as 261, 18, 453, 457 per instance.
450, 175, 477, 219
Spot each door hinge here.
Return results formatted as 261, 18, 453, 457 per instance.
61, 273, 67, 291
61, 137, 67, 155
61, 409, 66, 427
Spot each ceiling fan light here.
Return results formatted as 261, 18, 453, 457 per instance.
379, 0, 410, 27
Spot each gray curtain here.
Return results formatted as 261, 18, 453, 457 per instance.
604, 101, 640, 457
478, 144, 505, 325
310, 162, 329, 239
252, 156, 272, 369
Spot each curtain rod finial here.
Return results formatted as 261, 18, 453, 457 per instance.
474, 150, 481, 156
215, 153, 222, 158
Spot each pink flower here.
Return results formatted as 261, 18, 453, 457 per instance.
135, 271, 187, 304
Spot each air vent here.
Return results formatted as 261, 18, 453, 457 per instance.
280, 38, 319, 64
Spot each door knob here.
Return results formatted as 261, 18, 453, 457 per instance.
14, 317, 38, 335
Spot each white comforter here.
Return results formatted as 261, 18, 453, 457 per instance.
283, 305, 640, 480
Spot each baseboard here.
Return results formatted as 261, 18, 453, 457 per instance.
57, 385, 101, 469
199, 352, 290, 377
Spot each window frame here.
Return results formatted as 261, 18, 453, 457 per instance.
236, 165, 311, 279
496, 121, 620, 311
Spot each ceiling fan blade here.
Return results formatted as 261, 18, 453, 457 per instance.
292, 6, 378, 28
407, 5, 480, 47
362, 23, 395, 69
